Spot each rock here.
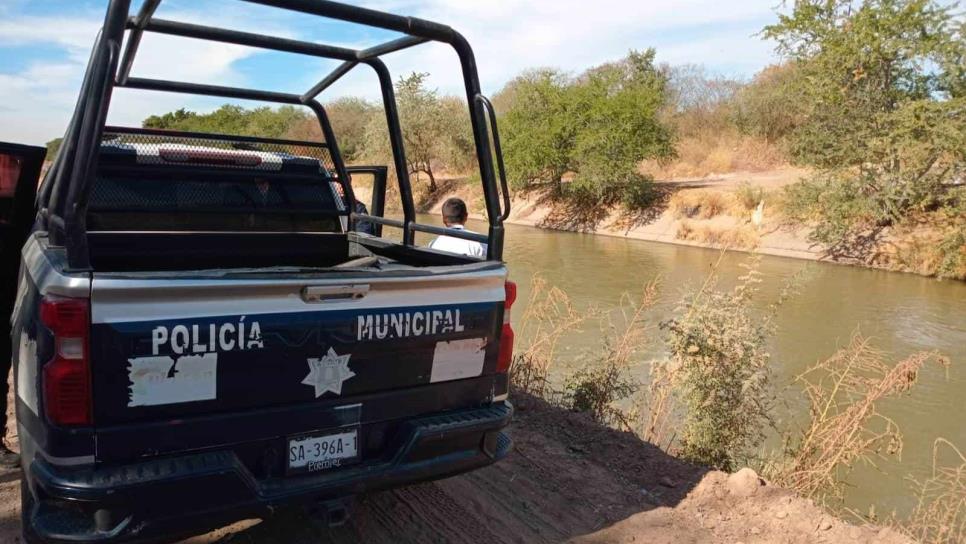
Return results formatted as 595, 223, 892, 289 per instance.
775, 510, 788, 520
750, 526, 761, 535
727, 468, 762, 497
659, 476, 676, 488
819, 518, 833, 531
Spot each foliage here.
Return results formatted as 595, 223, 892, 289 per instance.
565, 362, 638, 426
285, 97, 380, 162
142, 105, 307, 138
659, 260, 776, 470
643, 64, 788, 179
668, 189, 737, 220
936, 226, 966, 280
564, 281, 657, 426
662, 63, 742, 137
362, 72, 473, 192
45, 138, 62, 161
619, 179, 661, 211
497, 69, 574, 190
569, 50, 675, 198
764, 0, 966, 258
498, 50, 674, 201
731, 63, 806, 144
770, 335, 949, 506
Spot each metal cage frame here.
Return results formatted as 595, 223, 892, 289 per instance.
41, 0, 511, 269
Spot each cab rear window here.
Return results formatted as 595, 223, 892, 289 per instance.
87, 169, 343, 232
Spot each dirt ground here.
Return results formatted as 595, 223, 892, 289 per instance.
0, 392, 910, 544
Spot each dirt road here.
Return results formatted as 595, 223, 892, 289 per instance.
0, 393, 909, 544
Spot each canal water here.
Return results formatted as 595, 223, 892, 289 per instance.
412, 215, 966, 519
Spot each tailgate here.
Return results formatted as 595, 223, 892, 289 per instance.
89, 267, 506, 426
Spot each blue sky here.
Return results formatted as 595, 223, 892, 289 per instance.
0, 0, 781, 144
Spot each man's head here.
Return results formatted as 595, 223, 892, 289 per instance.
441, 197, 468, 227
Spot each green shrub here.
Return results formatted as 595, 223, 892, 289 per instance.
762, 1, 965, 259
937, 228, 966, 281
619, 176, 661, 211
564, 360, 638, 427
660, 262, 776, 470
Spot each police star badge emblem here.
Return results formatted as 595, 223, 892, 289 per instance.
301, 348, 355, 397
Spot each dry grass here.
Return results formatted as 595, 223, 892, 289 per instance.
874, 212, 966, 280
668, 189, 740, 220
676, 220, 759, 250
902, 438, 966, 544
564, 280, 659, 427
772, 334, 950, 505
641, 133, 787, 180
510, 275, 596, 399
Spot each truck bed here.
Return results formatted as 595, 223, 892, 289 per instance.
86, 231, 479, 272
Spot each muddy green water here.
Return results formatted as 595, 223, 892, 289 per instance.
409, 215, 965, 519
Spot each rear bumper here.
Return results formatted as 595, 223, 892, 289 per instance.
24, 401, 512, 543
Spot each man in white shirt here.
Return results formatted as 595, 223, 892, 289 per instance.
429, 198, 487, 258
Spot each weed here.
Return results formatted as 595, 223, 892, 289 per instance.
510, 275, 596, 398
771, 334, 950, 505
659, 259, 776, 470
735, 182, 766, 211
902, 438, 966, 544
564, 281, 658, 426
675, 220, 759, 250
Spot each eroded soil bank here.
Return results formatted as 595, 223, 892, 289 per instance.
0, 393, 908, 543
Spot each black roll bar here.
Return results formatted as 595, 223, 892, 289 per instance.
48, 0, 509, 268
302, 61, 358, 103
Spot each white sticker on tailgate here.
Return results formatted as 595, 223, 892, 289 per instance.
430, 338, 486, 383
128, 353, 217, 407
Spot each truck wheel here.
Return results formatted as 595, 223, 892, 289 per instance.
20, 475, 43, 544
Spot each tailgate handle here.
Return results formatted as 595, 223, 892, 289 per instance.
301, 284, 370, 303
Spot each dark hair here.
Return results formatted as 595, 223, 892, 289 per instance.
441, 197, 468, 224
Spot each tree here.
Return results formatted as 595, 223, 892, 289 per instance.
499, 50, 675, 204
766, 0, 965, 260
143, 108, 198, 130
363, 72, 472, 192
569, 49, 675, 199
285, 97, 380, 162
765, 0, 964, 169
142, 105, 308, 139
499, 69, 574, 191
731, 63, 806, 143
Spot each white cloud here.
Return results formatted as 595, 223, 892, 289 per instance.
0, 3, 296, 144
0, 0, 781, 144
314, 0, 778, 101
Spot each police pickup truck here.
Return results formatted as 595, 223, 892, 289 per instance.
1, 1, 515, 542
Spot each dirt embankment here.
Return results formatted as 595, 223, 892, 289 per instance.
0, 393, 908, 543
419, 168, 828, 264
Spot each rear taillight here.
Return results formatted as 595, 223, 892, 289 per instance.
496, 281, 517, 373
40, 296, 92, 426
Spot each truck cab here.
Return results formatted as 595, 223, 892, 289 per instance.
2, 1, 514, 542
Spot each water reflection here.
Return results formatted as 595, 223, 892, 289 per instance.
412, 214, 965, 518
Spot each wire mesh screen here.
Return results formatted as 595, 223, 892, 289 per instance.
88, 127, 345, 232
100, 127, 339, 175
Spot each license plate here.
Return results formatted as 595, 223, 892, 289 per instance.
287, 429, 358, 474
